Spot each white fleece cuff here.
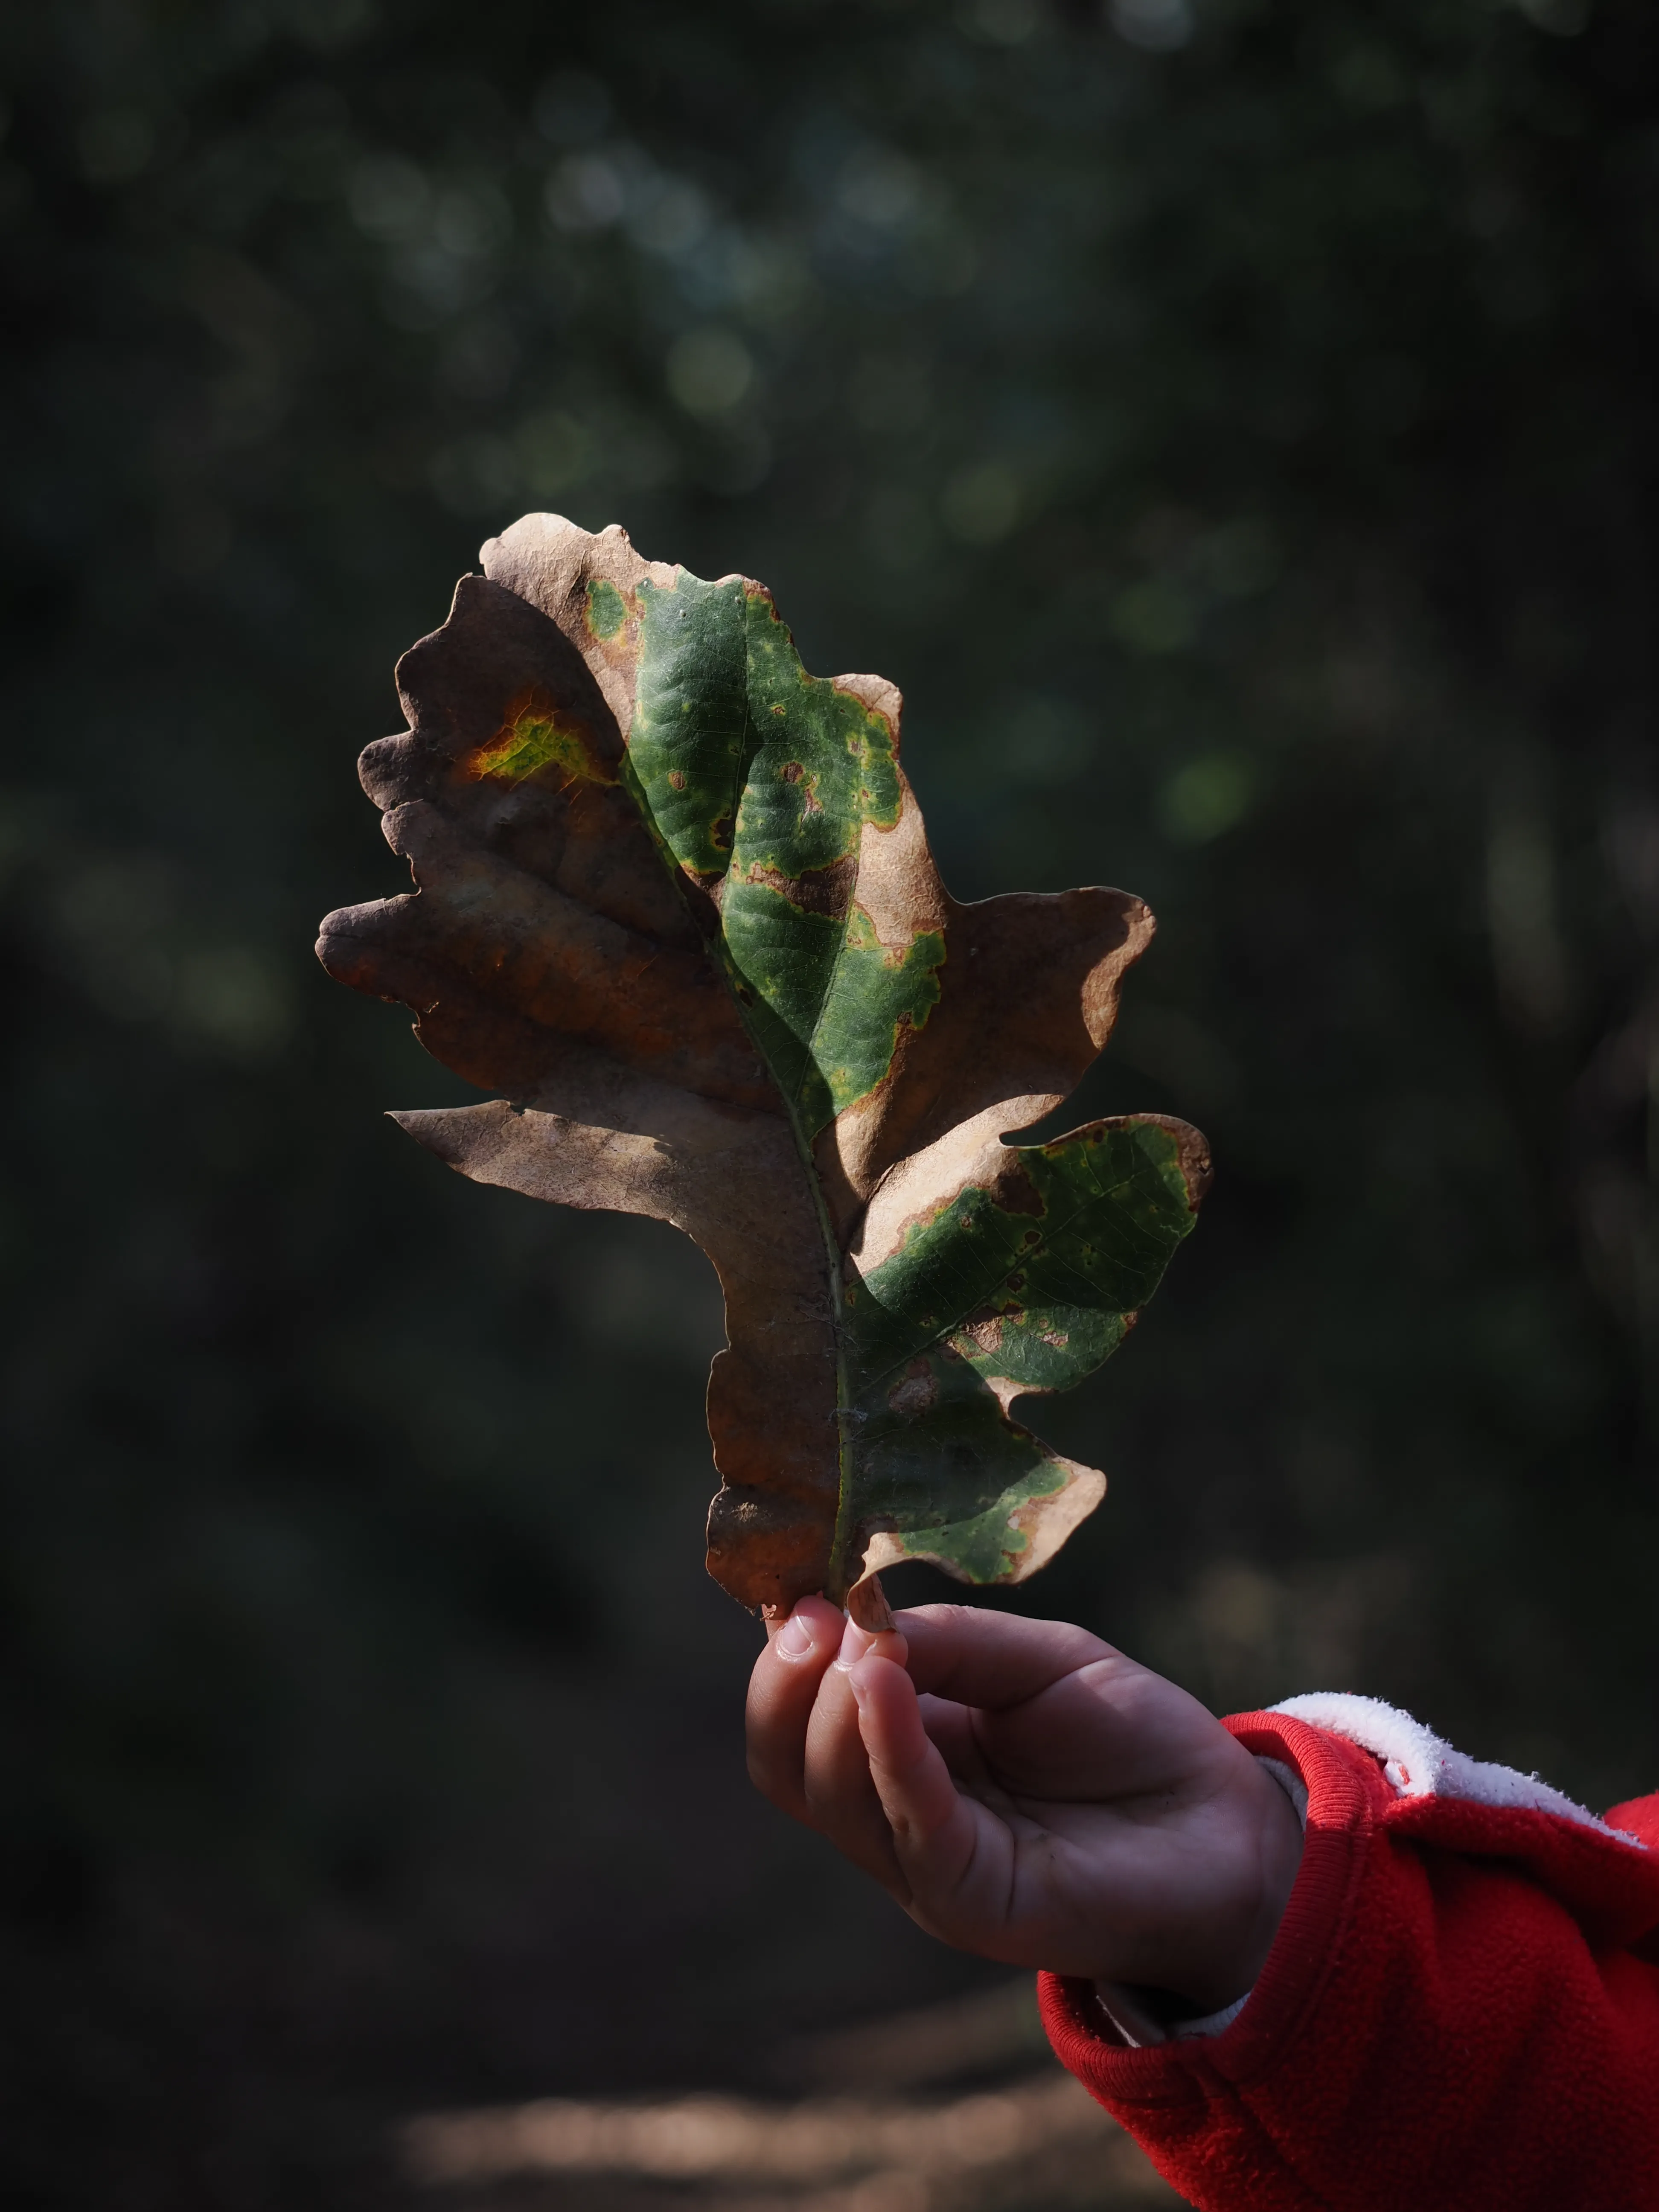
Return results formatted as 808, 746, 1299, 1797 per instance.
1269, 1692, 1641, 1843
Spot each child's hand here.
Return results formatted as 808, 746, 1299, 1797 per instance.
747, 1600, 1303, 2015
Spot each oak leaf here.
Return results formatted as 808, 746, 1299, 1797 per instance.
316, 517, 1210, 1622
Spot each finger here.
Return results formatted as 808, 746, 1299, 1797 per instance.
745, 1596, 846, 1822
972, 1653, 1233, 1802
895, 1605, 1118, 1711
917, 1694, 983, 1783
800, 1615, 913, 1889
847, 1654, 994, 1925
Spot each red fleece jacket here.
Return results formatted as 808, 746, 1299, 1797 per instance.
1039, 1698, 1659, 2212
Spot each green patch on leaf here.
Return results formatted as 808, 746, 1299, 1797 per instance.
835, 1118, 1201, 1592
585, 576, 628, 640
862, 1462, 1073, 1586
631, 574, 754, 874
627, 573, 937, 1133
721, 890, 944, 1137
464, 690, 615, 786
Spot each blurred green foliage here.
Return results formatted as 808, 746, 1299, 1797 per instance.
2, 0, 1658, 2200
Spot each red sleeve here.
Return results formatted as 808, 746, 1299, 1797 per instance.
1039, 1710, 1659, 2212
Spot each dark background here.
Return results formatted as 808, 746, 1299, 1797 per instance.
2, 0, 1657, 2203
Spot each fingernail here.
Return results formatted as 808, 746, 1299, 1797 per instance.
846, 1666, 871, 1708
833, 1619, 875, 1672
775, 1610, 815, 1660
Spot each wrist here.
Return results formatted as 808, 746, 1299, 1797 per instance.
1184, 1751, 1305, 2012
1114, 1749, 1305, 2020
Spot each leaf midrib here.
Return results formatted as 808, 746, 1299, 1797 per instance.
631, 578, 929, 1604
740, 717, 864, 1599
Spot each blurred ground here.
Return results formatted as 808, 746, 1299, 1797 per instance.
400, 1984, 1185, 2212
